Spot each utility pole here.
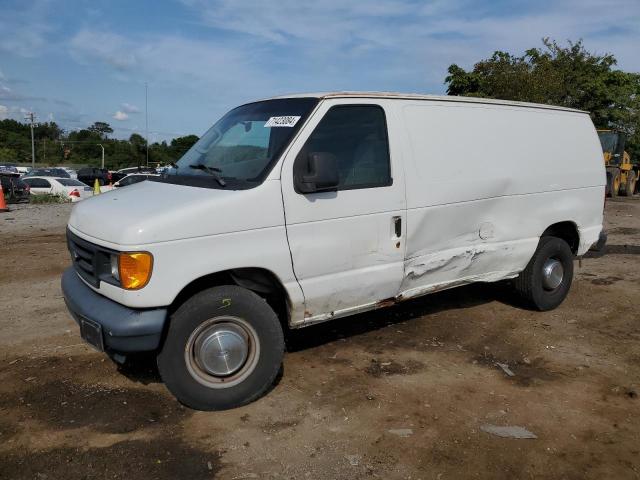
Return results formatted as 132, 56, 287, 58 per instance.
98, 144, 105, 169
43, 138, 46, 163
145, 82, 149, 167
25, 112, 36, 168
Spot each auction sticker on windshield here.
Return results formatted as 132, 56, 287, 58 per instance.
264, 116, 301, 127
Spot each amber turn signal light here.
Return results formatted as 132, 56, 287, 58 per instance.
118, 252, 153, 290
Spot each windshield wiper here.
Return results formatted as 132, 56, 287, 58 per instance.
188, 164, 226, 187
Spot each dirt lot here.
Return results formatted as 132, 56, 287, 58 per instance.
1, 199, 639, 479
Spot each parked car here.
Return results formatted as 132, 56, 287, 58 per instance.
0, 164, 19, 174
22, 176, 93, 202
111, 166, 157, 183
59, 167, 78, 179
0, 173, 30, 203
77, 167, 111, 187
23, 168, 71, 179
62, 92, 606, 411
100, 173, 159, 192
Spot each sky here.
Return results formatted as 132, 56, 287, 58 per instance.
1, 0, 639, 143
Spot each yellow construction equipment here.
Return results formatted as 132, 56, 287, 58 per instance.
598, 130, 638, 197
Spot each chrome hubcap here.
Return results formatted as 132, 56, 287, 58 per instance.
542, 258, 564, 290
194, 323, 248, 376
185, 316, 260, 389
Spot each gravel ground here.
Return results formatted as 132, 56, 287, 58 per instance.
0, 199, 638, 479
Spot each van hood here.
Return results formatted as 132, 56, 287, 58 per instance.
68, 179, 284, 246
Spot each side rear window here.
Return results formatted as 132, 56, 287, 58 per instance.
27, 178, 51, 188
296, 105, 391, 190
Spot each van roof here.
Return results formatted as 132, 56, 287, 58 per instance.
268, 91, 587, 114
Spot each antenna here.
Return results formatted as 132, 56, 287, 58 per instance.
145, 82, 149, 167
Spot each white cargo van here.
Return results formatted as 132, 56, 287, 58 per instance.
62, 92, 606, 410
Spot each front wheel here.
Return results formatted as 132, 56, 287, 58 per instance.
157, 285, 285, 410
607, 169, 621, 197
513, 236, 574, 311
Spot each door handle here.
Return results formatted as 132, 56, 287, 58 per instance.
393, 216, 402, 238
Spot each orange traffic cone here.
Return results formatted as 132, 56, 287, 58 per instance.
0, 182, 9, 212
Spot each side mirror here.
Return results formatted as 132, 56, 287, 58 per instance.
296, 152, 339, 193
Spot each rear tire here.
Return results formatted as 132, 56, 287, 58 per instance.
621, 171, 636, 197
514, 236, 574, 311
157, 285, 284, 411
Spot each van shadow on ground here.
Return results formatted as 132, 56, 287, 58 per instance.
118, 281, 521, 386
285, 281, 521, 352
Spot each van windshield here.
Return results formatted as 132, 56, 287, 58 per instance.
164, 98, 318, 189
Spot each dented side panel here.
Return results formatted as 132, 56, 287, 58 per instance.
398, 102, 604, 299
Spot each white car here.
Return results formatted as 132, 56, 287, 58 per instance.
62, 92, 605, 411
22, 176, 93, 202
100, 173, 159, 192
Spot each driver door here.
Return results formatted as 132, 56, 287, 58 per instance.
281, 100, 406, 322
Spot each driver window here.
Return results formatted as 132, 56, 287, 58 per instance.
295, 105, 391, 190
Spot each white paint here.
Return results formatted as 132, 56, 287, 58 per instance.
279, 98, 406, 320
264, 115, 301, 127
66, 92, 605, 327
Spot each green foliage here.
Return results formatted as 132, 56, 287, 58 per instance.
445, 39, 640, 160
29, 193, 70, 204
87, 121, 114, 138
0, 118, 199, 170
0, 147, 16, 162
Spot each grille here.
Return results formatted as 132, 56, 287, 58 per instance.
66, 229, 114, 287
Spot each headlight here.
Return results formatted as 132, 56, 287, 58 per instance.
116, 252, 153, 290
110, 254, 120, 281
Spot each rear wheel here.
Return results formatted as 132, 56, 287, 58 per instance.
514, 236, 574, 311
157, 285, 285, 410
621, 171, 637, 197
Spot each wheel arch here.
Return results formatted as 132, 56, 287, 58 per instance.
541, 221, 580, 254
168, 267, 292, 328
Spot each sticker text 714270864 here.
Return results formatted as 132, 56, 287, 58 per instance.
264, 116, 301, 128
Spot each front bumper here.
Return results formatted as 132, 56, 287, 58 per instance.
61, 267, 167, 353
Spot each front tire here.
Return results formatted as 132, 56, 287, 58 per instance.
514, 236, 574, 311
158, 285, 285, 411
607, 169, 621, 197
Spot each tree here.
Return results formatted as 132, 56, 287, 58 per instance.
87, 121, 114, 139
445, 39, 640, 158
170, 135, 199, 155
0, 117, 199, 168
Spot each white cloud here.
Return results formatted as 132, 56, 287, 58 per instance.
121, 102, 140, 113
68, 29, 280, 100
69, 30, 137, 70
0, 0, 53, 57
0, 105, 8, 120
113, 110, 129, 121
67, 1, 640, 106
58, 0, 640, 141
178, 0, 640, 78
